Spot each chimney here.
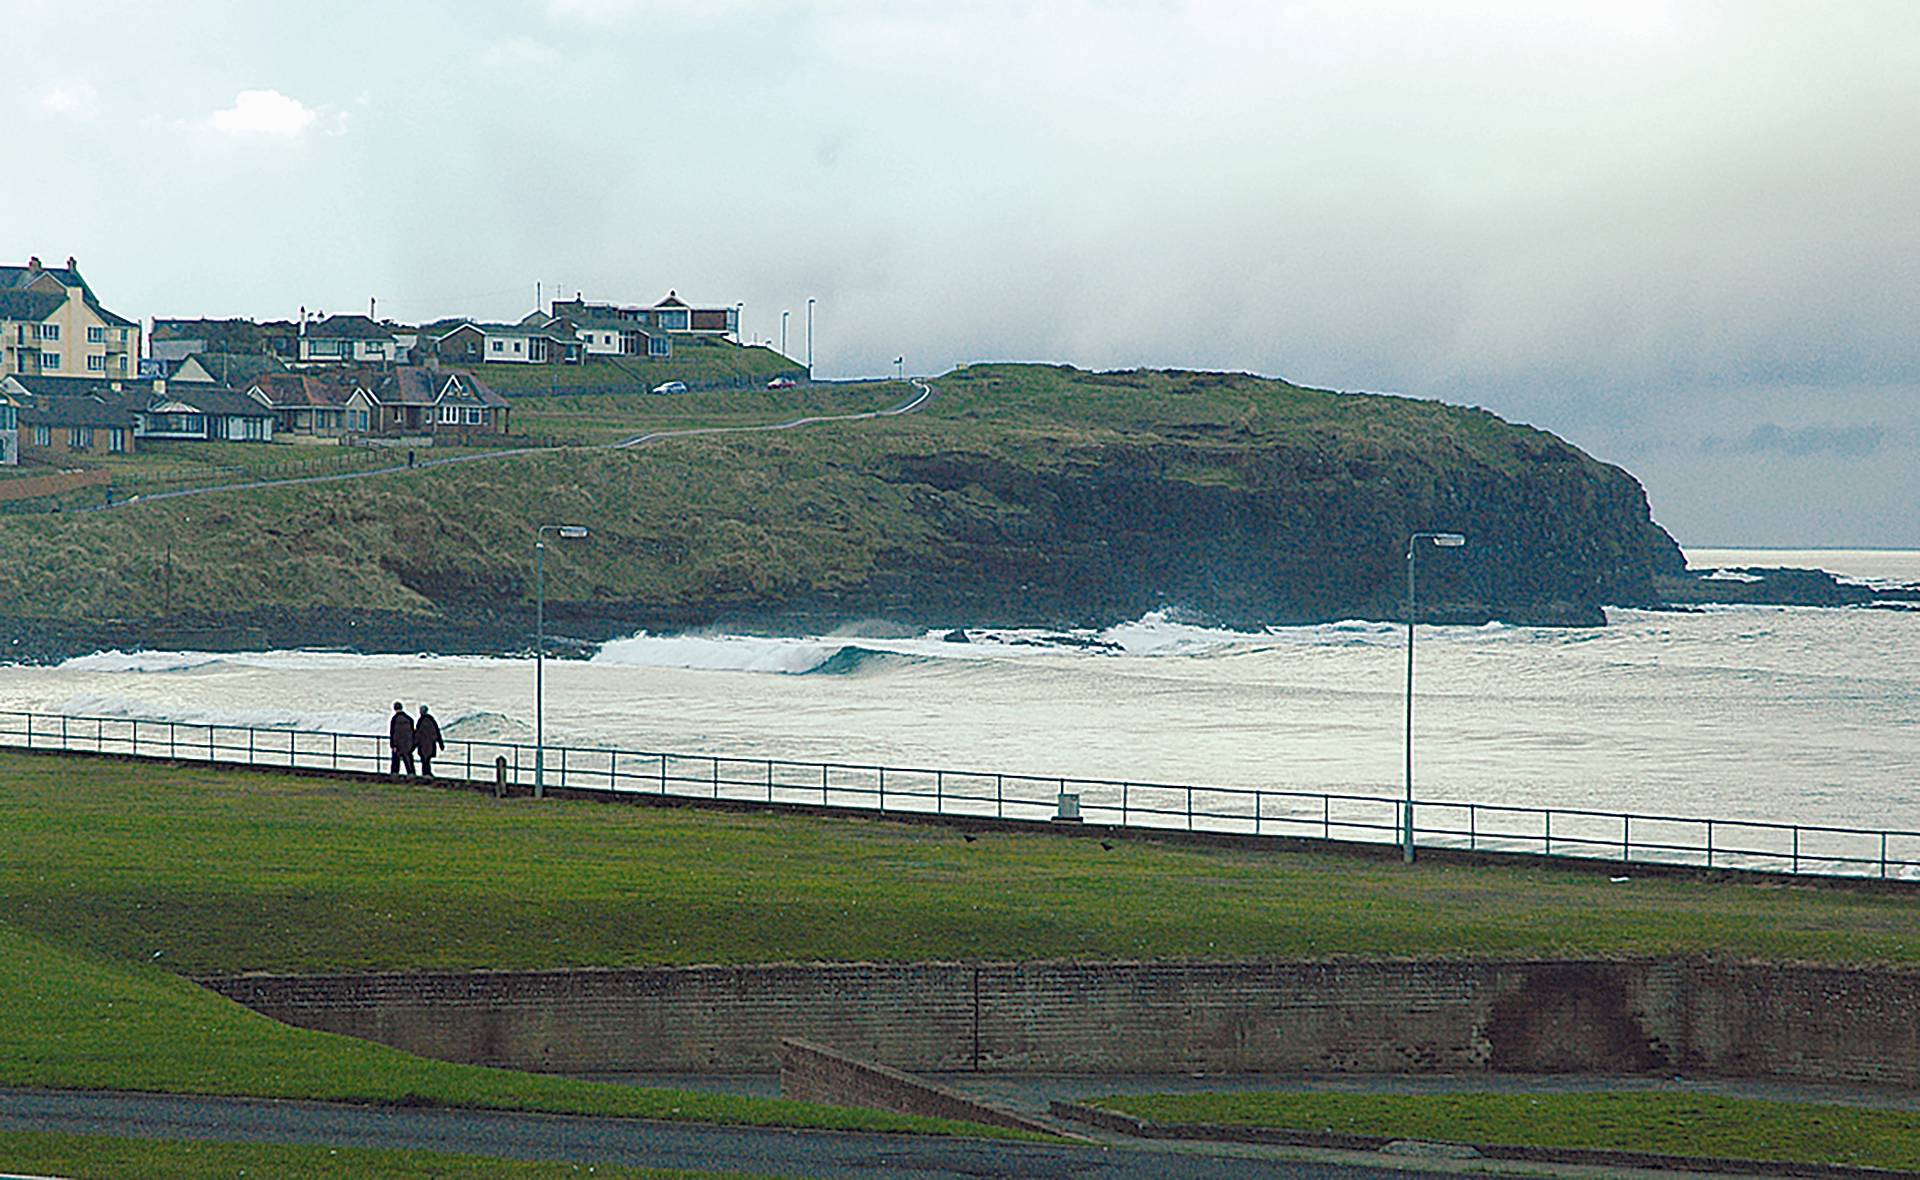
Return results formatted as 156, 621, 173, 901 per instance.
65, 256, 76, 273
299, 306, 307, 337
26, 257, 40, 272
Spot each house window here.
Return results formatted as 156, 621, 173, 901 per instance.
88, 326, 106, 344
465, 407, 482, 425
115, 355, 126, 373
109, 428, 126, 453
118, 328, 128, 343
439, 405, 459, 424
351, 409, 370, 431
33, 425, 50, 447
69, 427, 92, 449
41, 324, 59, 342
40, 351, 61, 370
490, 340, 503, 353
363, 344, 385, 359
649, 336, 669, 356
87, 355, 106, 372
512, 340, 523, 354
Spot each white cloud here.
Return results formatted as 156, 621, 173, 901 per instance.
40, 84, 98, 117
481, 36, 562, 68
209, 89, 343, 137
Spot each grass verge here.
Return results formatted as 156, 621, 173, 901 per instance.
0, 921, 1029, 1140
4, 750, 1920, 974
0, 1130, 766, 1179
1091, 1091, 1920, 1171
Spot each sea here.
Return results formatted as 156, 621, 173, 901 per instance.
1, 547, 1915, 833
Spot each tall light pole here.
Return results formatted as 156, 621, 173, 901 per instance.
733, 302, 744, 344
805, 297, 815, 378
781, 309, 790, 359
535, 523, 590, 798
1404, 531, 1467, 863
895, 356, 904, 382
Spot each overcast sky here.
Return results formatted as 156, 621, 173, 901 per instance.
5, 1, 1916, 546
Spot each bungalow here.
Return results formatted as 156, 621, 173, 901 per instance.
551, 292, 736, 338
0, 383, 141, 458
563, 312, 672, 360
138, 385, 277, 442
244, 372, 351, 438
346, 367, 510, 438
432, 315, 581, 366
296, 314, 410, 366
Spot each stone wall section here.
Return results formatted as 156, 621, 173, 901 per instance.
199, 958, 1920, 1084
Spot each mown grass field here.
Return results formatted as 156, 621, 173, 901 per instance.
1091, 1091, 1920, 1172
5, 750, 1918, 974
0, 1130, 765, 1179
510, 381, 907, 445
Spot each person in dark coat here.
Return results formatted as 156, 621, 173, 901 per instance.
389, 702, 416, 777
413, 704, 443, 778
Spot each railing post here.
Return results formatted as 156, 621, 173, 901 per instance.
936, 770, 943, 815
610, 752, 617, 791
131, 720, 137, 757
1186, 785, 1193, 831
1324, 794, 1331, 841
1254, 789, 1262, 836
208, 726, 215, 764
766, 759, 773, 802
1122, 782, 1129, 827
821, 763, 828, 805
96, 718, 103, 752
60, 715, 67, 750
1469, 804, 1477, 851
1544, 810, 1552, 856
332, 732, 339, 770
465, 741, 472, 782
1706, 820, 1714, 868
1881, 832, 1889, 880
24, 714, 31, 749
661, 753, 669, 795
1792, 825, 1800, 874
879, 767, 886, 812
560, 746, 568, 790
996, 774, 1004, 819
169, 722, 176, 760
249, 727, 255, 766
1622, 815, 1630, 863
712, 757, 719, 798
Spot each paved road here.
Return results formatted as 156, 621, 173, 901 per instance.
102, 380, 934, 511
0, 1088, 1444, 1179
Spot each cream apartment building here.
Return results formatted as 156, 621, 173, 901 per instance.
0, 257, 141, 381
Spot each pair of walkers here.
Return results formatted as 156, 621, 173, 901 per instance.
388, 702, 443, 777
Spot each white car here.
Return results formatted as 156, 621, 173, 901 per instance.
651, 381, 689, 395
766, 377, 797, 390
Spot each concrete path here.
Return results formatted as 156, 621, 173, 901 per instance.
0, 1088, 1450, 1179
100, 380, 933, 512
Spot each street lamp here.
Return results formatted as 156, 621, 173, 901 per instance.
733, 302, 744, 344
535, 523, 590, 798
894, 356, 904, 381
1404, 531, 1466, 863
805, 297, 815, 378
781, 309, 790, 359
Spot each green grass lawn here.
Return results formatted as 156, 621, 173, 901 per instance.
0, 1130, 767, 1179
479, 339, 798, 395
4, 751, 1919, 974
0, 920, 1026, 1139
1090, 1091, 1920, 1172
511, 382, 910, 445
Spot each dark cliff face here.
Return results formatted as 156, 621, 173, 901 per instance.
867, 434, 1684, 628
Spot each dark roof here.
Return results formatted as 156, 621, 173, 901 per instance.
248, 372, 350, 408
654, 292, 689, 308
177, 352, 285, 385
152, 385, 275, 419
439, 370, 508, 407
152, 318, 267, 343
1, 262, 136, 328
18, 395, 139, 430
306, 314, 397, 341
5, 374, 142, 400
363, 366, 507, 407
0, 289, 65, 321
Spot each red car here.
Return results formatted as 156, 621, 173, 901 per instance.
766, 377, 797, 390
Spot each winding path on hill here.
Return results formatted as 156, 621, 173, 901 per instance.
96, 379, 934, 512
0, 1087, 1441, 1179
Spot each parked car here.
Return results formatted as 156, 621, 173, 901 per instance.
651, 381, 689, 395
766, 377, 797, 390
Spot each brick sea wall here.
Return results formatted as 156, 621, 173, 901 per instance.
198, 958, 1920, 1084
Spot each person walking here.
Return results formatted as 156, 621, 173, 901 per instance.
388, 702, 416, 777
413, 704, 443, 779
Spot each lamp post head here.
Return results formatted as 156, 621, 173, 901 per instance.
1432, 533, 1466, 548
557, 525, 589, 539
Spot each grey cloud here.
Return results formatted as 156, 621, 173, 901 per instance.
1699, 424, 1885, 458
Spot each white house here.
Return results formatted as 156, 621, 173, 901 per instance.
297, 314, 410, 365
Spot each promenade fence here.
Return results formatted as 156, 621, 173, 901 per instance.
3, 708, 1916, 882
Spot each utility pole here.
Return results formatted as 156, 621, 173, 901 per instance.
781, 310, 790, 358
806, 297, 815, 377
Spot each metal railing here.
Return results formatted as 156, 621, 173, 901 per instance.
2, 708, 1915, 882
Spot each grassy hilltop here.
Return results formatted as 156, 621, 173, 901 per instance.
0, 365, 1683, 655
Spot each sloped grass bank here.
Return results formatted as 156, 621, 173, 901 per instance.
0, 922, 1021, 1139
1090, 1091, 1920, 1173
3, 750, 1920, 974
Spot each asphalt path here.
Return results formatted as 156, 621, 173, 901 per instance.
100, 379, 934, 511
0, 1088, 1446, 1179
